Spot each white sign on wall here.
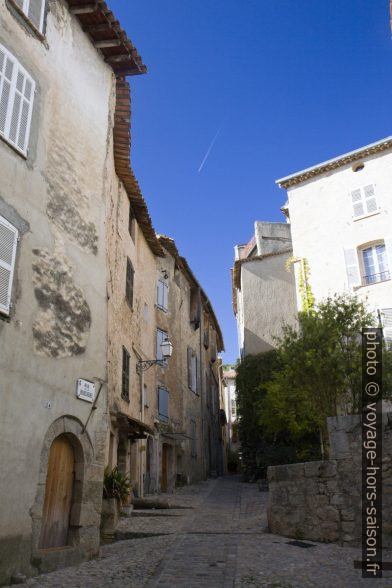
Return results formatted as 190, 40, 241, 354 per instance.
76, 379, 95, 403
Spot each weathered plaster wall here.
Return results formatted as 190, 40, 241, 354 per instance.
0, 0, 113, 582
156, 253, 205, 487
286, 150, 392, 313
268, 415, 392, 547
105, 171, 157, 497
241, 251, 297, 355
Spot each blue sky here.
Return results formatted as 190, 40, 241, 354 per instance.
110, 0, 392, 364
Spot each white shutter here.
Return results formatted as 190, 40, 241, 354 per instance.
0, 48, 14, 135
0, 216, 18, 315
344, 248, 361, 289
351, 189, 364, 218
363, 184, 378, 214
163, 281, 168, 311
0, 44, 35, 156
385, 237, 392, 279
27, 0, 45, 32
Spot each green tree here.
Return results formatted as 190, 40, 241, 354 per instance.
236, 351, 319, 480
260, 294, 377, 456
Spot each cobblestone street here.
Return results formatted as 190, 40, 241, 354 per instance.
12, 476, 392, 588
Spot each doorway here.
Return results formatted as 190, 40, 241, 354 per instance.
39, 435, 75, 549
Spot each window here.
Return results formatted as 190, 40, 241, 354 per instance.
13, 0, 46, 33
0, 44, 36, 156
125, 258, 134, 307
143, 383, 149, 408
156, 328, 168, 365
190, 419, 197, 457
187, 347, 198, 393
203, 322, 210, 349
0, 215, 18, 316
157, 278, 168, 311
122, 347, 130, 401
190, 286, 200, 329
158, 387, 169, 422
351, 184, 378, 219
128, 204, 136, 242
361, 244, 390, 285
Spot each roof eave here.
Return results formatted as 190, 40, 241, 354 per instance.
276, 136, 392, 189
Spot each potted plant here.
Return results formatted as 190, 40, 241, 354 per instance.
101, 466, 131, 537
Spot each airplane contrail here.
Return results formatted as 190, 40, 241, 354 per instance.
197, 125, 223, 173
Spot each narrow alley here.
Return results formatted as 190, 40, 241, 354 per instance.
11, 477, 392, 588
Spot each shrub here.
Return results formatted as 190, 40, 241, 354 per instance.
103, 466, 131, 504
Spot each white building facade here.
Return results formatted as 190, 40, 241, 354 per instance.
276, 137, 392, 343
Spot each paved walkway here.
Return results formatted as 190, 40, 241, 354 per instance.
12, 476, 392, 587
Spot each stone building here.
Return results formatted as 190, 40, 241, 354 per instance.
0, 0, 146, 584
276, 137, 392, 343
232, 221, 297, 358
154, 236, 226, 489
105, 75, 166, 499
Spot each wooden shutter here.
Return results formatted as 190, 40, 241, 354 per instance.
0, 215, 18, 315
195, 355, 200, 395
158, 387, 169, 422
122, 347, 130, 401
0, 44, 35, 155
187, 347, 192, 389
163, 281, 168, 311
157, 280, 162, 308
27, 0, 45, 32
0, 47, 15, 136
343, 248, 360, 289
363, 184, 377, 215
351, 189, 364, 218
126, 258, 134, 306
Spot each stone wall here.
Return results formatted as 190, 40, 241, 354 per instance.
267, 414, 392, 546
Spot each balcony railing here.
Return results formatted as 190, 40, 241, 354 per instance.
363, 270, 391, 286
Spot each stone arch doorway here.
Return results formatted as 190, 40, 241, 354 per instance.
39, 434, 75, 549
31, 416, 95, 560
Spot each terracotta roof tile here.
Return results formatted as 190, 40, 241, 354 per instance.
68, 0, 146, 76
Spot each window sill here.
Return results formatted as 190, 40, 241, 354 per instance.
6, 0, 47, 45
353, 210, 381, 222
156, 305, 168, 313
0, 133, 28, 159
355, 277, 391, 290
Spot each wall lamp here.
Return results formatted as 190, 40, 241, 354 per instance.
136, 338, 173, 374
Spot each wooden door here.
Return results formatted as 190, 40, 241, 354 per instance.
39, 435, 75, 549
161, 444, 168, 492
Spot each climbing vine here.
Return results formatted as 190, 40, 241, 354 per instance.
286, 256, 315, 313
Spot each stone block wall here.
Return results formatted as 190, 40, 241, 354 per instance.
267, 414, 392, 546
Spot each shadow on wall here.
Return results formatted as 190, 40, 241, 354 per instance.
244, 327, 275, 356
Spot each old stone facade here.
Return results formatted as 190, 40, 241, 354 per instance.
268, 414, 392, 547
0, 0, 146, 584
